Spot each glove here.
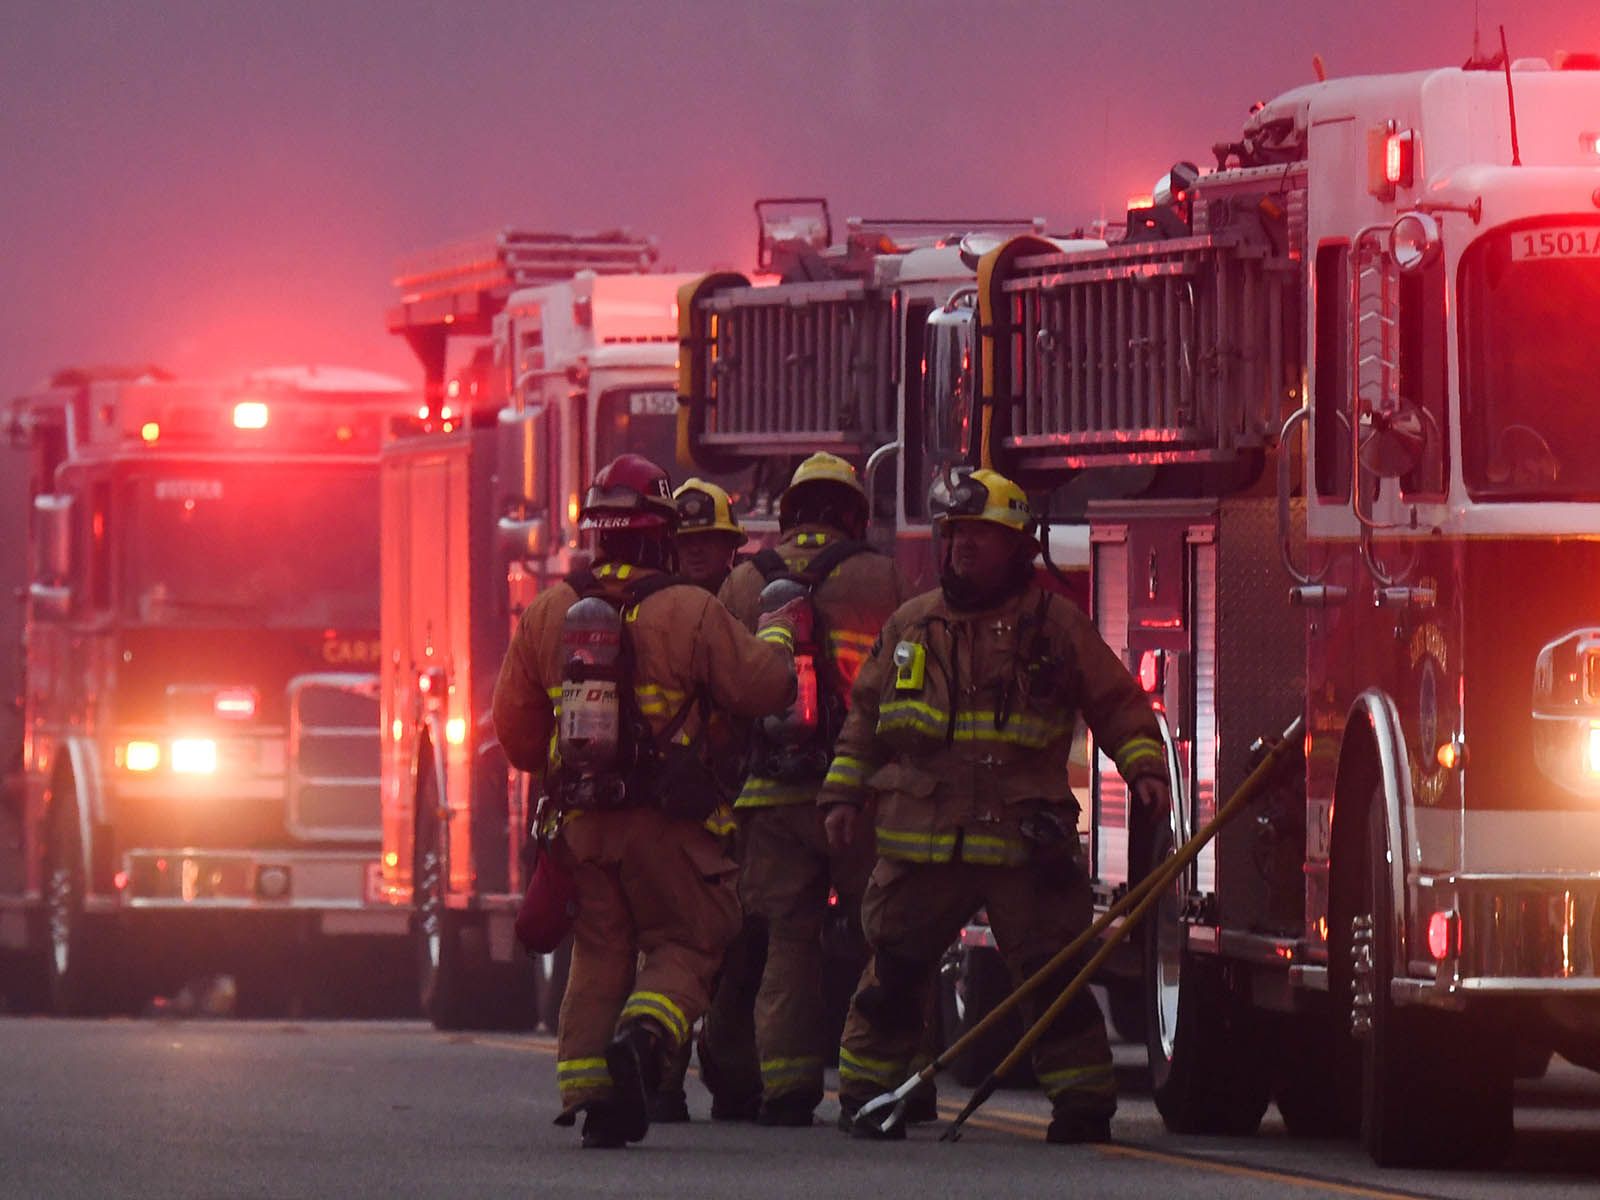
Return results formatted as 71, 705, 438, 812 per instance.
756, 595, 813, 646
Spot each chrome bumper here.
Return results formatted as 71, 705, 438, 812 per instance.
103, 847, 392, 918
1400, 872, 1600, 1006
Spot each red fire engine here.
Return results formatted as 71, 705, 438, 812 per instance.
380, 229, 717, 1029
961, 54, 1600, 1166
0, 365, 418, 1015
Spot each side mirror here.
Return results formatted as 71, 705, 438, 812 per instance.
32, 494, 74, 584
1358, 402, 1427, 478
923, 301, 977, 464
496, 516, 548, 561
496, 406, 546, 512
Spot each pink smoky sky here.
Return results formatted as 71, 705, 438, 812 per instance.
2, 0, 1595, 397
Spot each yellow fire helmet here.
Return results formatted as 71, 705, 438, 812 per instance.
779, 451, 868, 532
673, 477, 744, 538
929, 467, 1036, 538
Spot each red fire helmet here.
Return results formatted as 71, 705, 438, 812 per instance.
578, 453, 678, 533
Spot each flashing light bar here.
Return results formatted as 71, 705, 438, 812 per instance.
1587, 724, 1600, 776
232, 401, 269, 430
213, 688, 258, 720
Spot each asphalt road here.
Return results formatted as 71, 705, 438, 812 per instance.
3, 1017, 1599, 1200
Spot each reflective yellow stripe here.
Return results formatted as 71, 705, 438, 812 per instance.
837, 1047, 908, 1088
1038, 1063, 1116, 1098
823, 755, 871, 789
620, 991, 690, 1045
960, 831, 1027, 866
556, 1057, 613, 1096
760, 1055, 824, 1090
758, 626, 795, 650
702, 805, 737, 837
875, 826, 957, 863
879, 702, 1069, 749
1116, 736, 1165, 774
734, 776, 815, 808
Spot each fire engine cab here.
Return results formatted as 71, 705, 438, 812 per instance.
380, 228, 713, 1029
0, 365, 417, 1014
959, 55, 1600, 1166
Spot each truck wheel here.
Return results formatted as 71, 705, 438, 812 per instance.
413, 768, 540, 1031
414, 777, 474, 1031
1104, 977, 1147, 1045
536, 937, 572, 1034
1272, 1012, 1359, 1137
46, 792, 126, 1016
1355, 798, 1512, 1166
938, 945, 1030, 1089
1145, 841, 1271, 1135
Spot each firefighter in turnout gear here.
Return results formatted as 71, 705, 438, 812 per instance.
822, 468, 1171, 1144
672, 478, 746, 594
652, 477, 750, 1123
491, 453, 799, 1149
700, 451, 912, 1127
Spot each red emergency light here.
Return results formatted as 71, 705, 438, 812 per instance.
1368, 124, 1415, 199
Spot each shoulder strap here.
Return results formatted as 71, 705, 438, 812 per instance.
753, 548, 788, 582
564, 567, 598, 595
797, 538, 873, 587
622, 572, 689, 607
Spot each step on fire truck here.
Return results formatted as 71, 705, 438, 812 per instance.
0, 365, 419, 1015
380, 228, 730, 1029
952, 52, 1600, 1166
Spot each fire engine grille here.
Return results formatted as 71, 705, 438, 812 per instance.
287, 673, 381, 842
695, 281, 895, 452
996, 236, 1297, 466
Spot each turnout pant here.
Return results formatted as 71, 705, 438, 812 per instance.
551, 807, 740, 1119
736, 802, 873, 1109
838, 854, 1115, 1120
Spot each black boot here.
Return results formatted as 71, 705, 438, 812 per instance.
579, 1102, 630, 1149
903, 1080, 939, 1124
605, 1020, 664, 1145
648, 1088, 690, 1123
756, 1092, 817, 1127
1045, 1110, 1112, 1144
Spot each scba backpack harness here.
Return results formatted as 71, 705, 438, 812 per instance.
749, 538, 874, 783
552, 568, 724, 820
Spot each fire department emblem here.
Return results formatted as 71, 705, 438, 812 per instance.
1409, 622, 1448, 806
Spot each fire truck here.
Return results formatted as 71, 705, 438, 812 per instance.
953, 54, 1600, 1165
379, 229, 722, 1029
0, 365, 418, 1015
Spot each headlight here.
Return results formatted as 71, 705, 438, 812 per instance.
171, 738, 219, 775
120, 741, 161, 772
1532, 629, 1600, 796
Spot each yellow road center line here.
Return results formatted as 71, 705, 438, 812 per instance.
458, 1036, 1425, 1200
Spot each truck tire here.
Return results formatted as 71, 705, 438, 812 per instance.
1271, 1012, 1359, 1137
1355, 797, 1513, 1167
1144, 839, 1271, 1135
1104, 977, 1147, 1045
413, 763, 539, 1031
937, 945, 1031, 1089
45, 790, 128, 1016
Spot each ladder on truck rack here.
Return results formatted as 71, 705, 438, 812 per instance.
987, 234, 1298, 471
686, 280, 895, 456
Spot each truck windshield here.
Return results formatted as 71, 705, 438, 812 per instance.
121, 466, 378, 627
593, 387, 750, 505
1460, 222, 1600, 501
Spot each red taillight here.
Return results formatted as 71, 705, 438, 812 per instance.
1427, 910, 1459, 960
1385, 134, 1406, 184
1137, 649, 1163, 693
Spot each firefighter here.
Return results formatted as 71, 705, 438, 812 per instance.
491, 453, 800, 1149
651, 477, 749, 1123
702, 451, 912, 1127
821, 467, 1171, 1144
672, 478, 746, 594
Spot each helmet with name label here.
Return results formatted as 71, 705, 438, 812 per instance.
929, 468, 1035, 537
579, 453, 678, 533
